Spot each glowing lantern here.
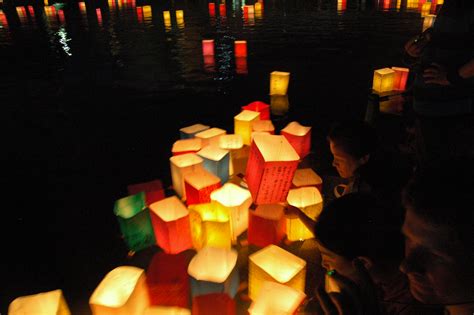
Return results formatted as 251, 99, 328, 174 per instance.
188, 247, 240, 298
176, 10, 184, 27
286, 187, 323, 241
252, 120, 275, 135
211, 183, 252, 241
149, 196, 193, 254
197, 145, 230, 184
270, 71, 290, 95
245, 134, 300, 205
195, 127, 226, 147
423, 14, 436, 31
16, 6, 27, 22
372, 68, 395, 93
163, 10, 171, 28
109, 0, 116, 10
407, 0, 418, 9
8, 289, 71, 315
144, 307, 191, 315
114, 192, 155, 252
396, 0, 401, 10
337, 0, 347, 11
219, 4, 226, 16
248, 281, 306, 315
248, 245, 306, 300
248, 204, 286, 248
202, 39, 215, 56
169, 153, 203, 199
0, 10, 8, 28
184, 168, 222, 206
192, 294, 235, 315
292, 168, 323, 192
44, 0, 49, 5
270, 94, 289, 116
391, 67, 410, 91
437, 0, 443, 4
58, 9, 65, 24
421, 2, 431, 17
234, 40, 247, 57
243, 4, 254, 15
208, 3, 216, 17
235, 57, 248, 75
28, 6, 35, 19
127, 179, 165, 206
235, 110, 260, 146
90, 266, 149, 314
96, 8, 103, 25
218, 134, 246, 176
142, 5, 152, 20
189, 202, 231, 249
180, 123, 210, 139
281, 121, 312, 159
242, 101, 270, 120
254, 2, 263, 13
172, 138, 203, 156
79, 2, 87, 15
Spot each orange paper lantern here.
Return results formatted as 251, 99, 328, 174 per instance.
248, 204, 286, 248
281, 121, 312, 159
184, 168, 222, 206
172, 138, 203, 156
391, 67, 410, 91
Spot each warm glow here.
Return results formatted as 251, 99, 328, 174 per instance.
144, 307, 191, 315
96, 8, 102, 25
172, 138, 202, 155
423, 14, 436, 31
8, 290, 71, 315
176, 10, 184, 27
234, 40, 247, 57
180, 123, 210, 139
0, 10, 8, 28
337, 0, 346, 11
406, 0, 418, 9
421, 2, 431, 17
372, 68, 395, 93
211, 182, 251, 207
79, 2, 86, 14
188, 247, 238, 283
270, 71, 290, 95
189, 203, 231, 249
219, 134, 244, 150
185, 168, 221, 191
292, 168, 323, 190
208, 3, 216, 17
281, 121, 312, 159
142, 5, 152, 20
244, 4, 255, 14
286, 187, 323, 241
198, 145, 229, 163
252, 120, 275, 134
16, 6, 26, 19
170, 153, 203, 198
202, 39, 215, 56
253, 134, 299, 162
235, 57, 248, 74
270, 94, 289, 116
189, 202, 230, 224
149, 196, 189, 222
235, 110, 260, 145
163, 10, 171, 28
197, 145, 230, 183
195, 127, 227, 147
219, 4, 226, 16
248, 204, 286, 247
391, 67, 410, 91
325, 274, 341, 293
248, 281, 306, 315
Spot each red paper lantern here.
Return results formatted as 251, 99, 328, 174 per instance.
127, 179, 165, 206
281, 121, 312, 159
242, 101, 270, 120
202, 40, 215, 56
248, 204, 286, 248
391, 67, 409, 91
235, 57, 248, 75
136, 7, 143, 23
208, 3, 216, 17
184, 169, 222, 206
192, 293, 235, 315
234, 40, 247, 57
219, 4, 226, 17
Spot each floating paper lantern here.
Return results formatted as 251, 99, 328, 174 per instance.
143, 5, 152, 20
270, 71, 290, 95
96, 8, 102, 25
189, 202, 232, 249
184, 168, 222, 206
270, 94, 289, 116
243, 4, 254, 15
249, 245, 306, 300
28, 6, 35, 19
286, 187, 323, 241
208, 3, 216, 17
234, 40, 247, 57
248, 281, 306, 315
235, 110, 260, 146
163, 10, 171, 27
218, 134, 246, 176
245, 134, 300, 205
8, 289, 71, 315
149, 196, 193, 254
192, 293, 235, 315
90, 266, 149, 315
180, 123, 210, 139
127, 179, 165, 206
197, 145, 230, 184
292, 168, 323, 192
58, 9, 65, 24
188, 247, 239, 298
248, 204, 286, 248
423, 14, 436, 31
176, 9, 184, 20
202, 39, 215, 56
203, 55, 216, 73
337, 0, 347, 11
195, 127, 226, 148
421, 2, 431, 17
391, 67, 410, 91
79, 2, 86, 14
169, 153, 203, 199
114, 192, 155, 252
372, 68, 395, 93
254, 2, 263, 13
281, 121, 312, 159
0, 10, 8, 28
406, 0, 418, 9
235, 57, 248, 75
172, 138, 203, 156
219, 4, 226, 17
144, 307, 191, 315
242, 101, 270, 120
251, 120, 275, 135
16, 6, 26, 21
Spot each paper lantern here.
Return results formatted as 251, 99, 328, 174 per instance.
202, 39, 215, 56
195, 127, 226, 147
184, 168, 222, 206
96, 8, 103, 25
163, 11, 171, 27
218, 134, 246, 176
248, 281, 306, 315
248, 204, 286, 247
189, 202, 232, 249
242, 101, 270, 120
406, 0, 418, 9
114, 192, 155, 252
270, 94, 289, 116
248, 245, 306, 300
234, 110, 260, 146
421, 2, 431, 17
251, 120, 275, 135
127, 179, 165, 207
176, 10, 184, 20
172, 138, 202, 156
423, 14, 436, 31
292, 168, 323, 192
254, 2, 263, 13
203, 55, 216, 73
8, 289, 71, 315
208, 3, 216, 17
391, 67, 410, 91
90, 266, 149, 315
234, 40, 247, 57
270, 71, 290, 95
16, 6, 26, 21
188, 247, 239, 298
142, 5, 152, 20
0, 10, 8, 28
180, 123, 210, 139
144, 307, 190, 315
243, 4, 254, 15
281, 121, 312, 159
192, 293, 235, 315
337, 0, 347, 11
169, 153, 203, 199
149, 196, 193, 254
235, 57, 248, 75
286, 187, 323, 241
28, 5, 35, 18
197, 145, 230, 184
245, 134, 300, 205
211, 183, 252, 241
58, 9, 65, 24
146, 251, 191, 308
219, 4, 226, 16
79, 2, 86, 14
372, 68, 395, 93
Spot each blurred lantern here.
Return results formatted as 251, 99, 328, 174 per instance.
79, 2, 86, 14
248, 245, 306, 300
192, 293, 235, 315
382, 0, 389, 10
235, 57, 248, 75
176, 10, 184, 27
254, 2, 263, 14
163, 10, 171, 28
189, 202, 231, 249
0, 10, 8, 28
235, 110, 260, 146
292, 168, 323, 192
90, 266, 149, 315
372, 68, 395, 93
149, 196, 193, 254
144, 306, 191, 315
109, 0, 116, 10
208, 3, 216, 17
337, 0, 347, 11
437, 0, 443, 4
218, 134, 247, 176
248, 281, 306, 315
242, 101, 270, 120
423, 14, 436, 31
169, 153, 203, 199
172, 138, 203, 156
286, 187, 323, 241
114, 192, 155, 252
202, 39, 215, 56
197, 145, 230, 184
234, 40, 247, 57
281, 121, 312, 159
245, 134, 300, 205
270, 71, 290, 95
184, 168, 222, 206
325, 274, 341, 293
58, 9, 65, 24
146, 251, 191, 308
252, 120, 275, 135
195, 127, 226, 147
16, 6, 27, 22
248, 204, 286, 248
421, 2, 431, 17
96, 8, 102, 26
28, 6, 35, 19
8, 289, 71, 315
219, 3, 226, 16
391, 67, 410, 91
203, 55, 216, 73
211, 183, 252, 241
180, 123, 210, 139
44, 0, 49, 5
396, 0, 401, 10
406, 0, 418, 9
143, 5, 152, 20
127, 179, 165, 206
243, 4, 254, 15
270, 94, 289, 116
188, 247, 239, 298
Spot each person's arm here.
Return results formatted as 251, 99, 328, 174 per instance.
404, 28, 433, 58
423, 58, 474, 86
284, 204, 316, 232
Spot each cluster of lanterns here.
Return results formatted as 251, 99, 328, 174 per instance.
372, 66, 410, 93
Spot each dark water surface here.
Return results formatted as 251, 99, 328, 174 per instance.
3, 0, 431, 312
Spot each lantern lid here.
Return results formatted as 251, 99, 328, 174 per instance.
8, 289, 70, 315
375, 68, 395, 75
391, 66, 409, 72
170, 153, 203, 168
188, 247, 238, 283
254, 204, 285, 220
211, 183, 252, 207
144, 307, 191, 315
195, 127, 226, 140
149, 196, 189, 222
253, 134, 300, 162
184, 169, 221, 189
197, 145, 229, 161
242, 101, 270, 112
248, 281, 306, 315
252, 120, 274, 132
172, 138, 202, 154
113, 192, 146, 219
180, 123, 209, 135
219, 134, 244, 150
189, 203, 230, 222
287, 187, 323, 207
281, 121, 311, 136
249, 245, 306, 283
292, 168, 322, 187
235, 110, 260, 122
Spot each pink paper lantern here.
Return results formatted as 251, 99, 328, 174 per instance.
192, 293, 235, 315
242, 101, 270, 120
184, 169, 222, 206
281, 121, 312, 159
248, 204, 286, 248
127, 179, 165, 206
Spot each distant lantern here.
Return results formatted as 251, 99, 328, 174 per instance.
281, 121, 312, 159
251, 120, 275, 135
423, 14, 436, 31
248, 204, 286, 248
391, 67, 410, 91
234, 40, 247, 57
211, 183, 252, 241
242, 101, 270, 120
192, 293, 235, 315
180, 123, 210, 139
270, 94, 289, 116
292, 168, 323, 192
184, 168, 222, 206
197, 145, 230, 184
202, 39, 215, 56
249, 245, 306, 300
127, 179, 165, 206
286, 187, 323, 241
203, 55, 216, 73
28, 6, 35, 18
142, 5, 152, 20
244, 4, 254, 15
0, 10, 8, 29
163, 10, 171, 27
149, 196, 193, 254
372, 68, 395, 93
421, 2, 431, 17
90, 266, 149, 315
219, 3, 226, 16
254, 2, 263, 13
58, 9, 65, 24
189, 202, 232, 250
114, 192, 155, 252
79, 2, 86, 14
188, 247, 240, 298
208, 3, 216, 17
248, 281, 306, 315
169, 153, 203, 199
218, 134, 247, 176
96, 8, 102, 25
235, 110, 260, 146
8, 289, 71, 315
172, 138, 203, 156
176, 9, 184, 20
235, 57, 248, 75
245, 134, 300, 205
270, 71, 290, 95
195, 127, 226, 148
144, 306, 191, 315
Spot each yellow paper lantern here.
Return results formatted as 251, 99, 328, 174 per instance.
235, 110, 260, 146
437, 0, 443, 4
218, 134, 247, 176
292, 168, 323, 191
270, 71, 290, 95
286, 187, 323, 241
270, 94, 289, 116
251, 119, 275, 134
423, 14, 436, 31
169, 153, 204, 199
249, 245, 306, 300
248, 281, 306, 315
89, 266, 149, 315
175, 10, 184, 27
142, 5, 152, 20
372, 68, 395, 93
195, 127, 227, 148
406, 0, 418, 9
189, 202, 231, 249
421, 2, 431, 17
172, 138, 202, 156
144, 306, 191, 315
8, 289, 71, 315
180, 123, 210, 139
163, 10, 171, 28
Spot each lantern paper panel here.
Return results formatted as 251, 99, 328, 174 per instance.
180, 124, 210, 139
248, 245, 306, 300
195, 127, 227, 148
292, 168, 323, 192
270, 94, 289, 116
197, 145, 230, 184
208, 3, 216, 17
245, 134, 300, 205
286, 187, 323, 241
423, 14, 436, 32
248, 281, 306, 315
189, 203, 232, 250
234, 40, 247, 57
127, 179, 165, 206
421, 2, 431, 16
169, 153, 204, 199
89, 266, 149, 315
192, 293, 236, 315
149, 196, 193, 254
184, 169, 222, 206
242, 101, 270, 120
172, 138, 203, 156
372, 68, 395, 93
176, 10, 184, 27
219, 134, 244, 176
163, 10, 171, 28
391, 67, 410, 91
281, 121, 312, 159
234, 110, 260, 146
202, 39, 215, 56
8, 289, 71, 315
248, 204, 286, 248
251, 120, 275, 135
144, 306, 191, 315
270, 71, 290, 95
